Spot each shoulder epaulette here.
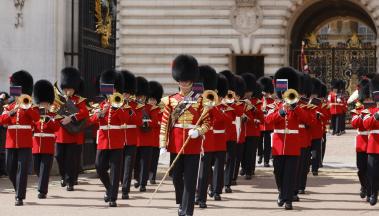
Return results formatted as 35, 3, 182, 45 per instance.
161, 95, 171, 106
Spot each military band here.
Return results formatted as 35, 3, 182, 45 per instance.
1, 53, 379, 215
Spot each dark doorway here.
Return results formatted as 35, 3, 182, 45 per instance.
231, 55, 264, 78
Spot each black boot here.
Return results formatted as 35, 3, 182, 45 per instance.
122, 193, 129, 200
360, 188, 367, 199
258, 156, 263, 164
277, 197, 284, 207
15, 198, 23, 206
239, 169, 245, 176
104, 194, 110, 203
245, 175, 252, 180
66, 185, 74, 191
298, 189, 305, 194
139, 186, 146, 192
285, 202, 293, 210
60, 179, 66, 187
214, 194, 221, 201
292, 195, 300, 202
38, 193, 47, 199
199, 201, 207, 209
225, 186, 232, 193
370, 195, 378, 206
109, 201, 117, 207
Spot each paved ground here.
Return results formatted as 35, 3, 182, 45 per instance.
1, 129, 378, 216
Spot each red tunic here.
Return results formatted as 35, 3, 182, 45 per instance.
32, 112, 60, 154
328, 92, 345, 115
0, 102, 40, 149
136, 103, 157, 147
351, 106, 368, 153
124, 100, 138, 146
260, 97, 276, 131
55, 95, 89, 144
224, 102, 244, 142
298, 102, 312, 148
245, 98, 264, 137
363, 107, 379, 154
150, 106, 163, 148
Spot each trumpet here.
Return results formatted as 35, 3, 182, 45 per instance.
202, 90, 219, 107
18, 94, 33, 109
109, 92, 124, 108
283, 89, 300, 105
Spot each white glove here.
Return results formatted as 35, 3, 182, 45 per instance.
159, 148, 167, 155
188, 129, 200, 139
337, 98, 341, 103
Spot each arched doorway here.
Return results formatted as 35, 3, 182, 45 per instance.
289, 0, 377, 92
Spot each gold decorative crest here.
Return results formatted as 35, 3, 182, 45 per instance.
95, 0, 112, 48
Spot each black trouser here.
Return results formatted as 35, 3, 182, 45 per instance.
95, 149, 123, 201
242, 136, 259, 175
33, 154, 53, 195
296, 147, 311, 192
136, 146, 153, 187
356, 152, 368, 191
74, 145, 83, 183
170, 153, 200, 216
311, 139, 322, 172
149, 147, 160, 181
233, 144, 244, 181
196, 152, 214, 203
224, 141, 236, 187
0, 152, 6, 175
55, 143, 80, 187
121, 145, 136, 194
341, 113, 346, 132
210, 151, 226, 195
321, 133, 327, 164
367, 154, 379, 198
331, 114, 343, 134
6, 148, 32, 199
273, 156, 298, 203
260, 131, 272, 164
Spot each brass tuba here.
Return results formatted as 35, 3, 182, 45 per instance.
283, 89, 300, 105
202, 90, 219, 107
109, 92, 124, 108
18, 94, 33, 109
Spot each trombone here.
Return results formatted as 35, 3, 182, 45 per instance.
109, 92, 124, 108
283, 89, 300, 106
17, 94, 33, 110
202, 90, 219, 107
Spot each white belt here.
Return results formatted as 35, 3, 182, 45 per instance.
370, 130, 379, 134
8, 125, 32, 129
213, 129, 225, 134
120, 125, 137, 129
99, 125, 122, 130
34, 133, 55, 138
357, 131, 369, 135
174, 124, 196, 129
299, 124, 305, 128
274, 129, 299, 134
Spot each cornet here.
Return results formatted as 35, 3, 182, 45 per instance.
18, 94, 33, 109
283, 89, 300, 106
109, 92, 124, 108
202, 90, 219, 107
224, 90, 236, 104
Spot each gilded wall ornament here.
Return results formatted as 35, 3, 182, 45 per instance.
230, 0, 263, 36
95, 0, 112, 48
14, 0, 26, 28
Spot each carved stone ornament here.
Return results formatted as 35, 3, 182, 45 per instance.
230, 0, 263, 36
14, 0, 26, 28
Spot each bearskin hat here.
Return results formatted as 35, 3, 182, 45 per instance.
241, 73, 257, 93
274, 67, 299, 97
120, 70, 136, 95
100, 69, 124, 93
198, 65, 218, 90
172, 54, 199, 82
217, 73, 229, 98
253, 82, 263, 98
311, 78, 322, 97
257, 77, 274, 94
320, 83, 328, 98
136, 76, 149, 96
60, 67, 81, 93
331, 80, 338, 89
219, 70, 236, 91
148, 81, 164, 103
358, 78, 370, 102
298, 72, 313, 97
33, 80, 54, 104
370, 74, 379, 93
234, 75, 246, 99
10, 70, 34, 96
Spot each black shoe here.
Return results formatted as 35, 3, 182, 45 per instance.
239, 169, 245, 176
134, 182, 140, 188
150, 179, 156, 185
60, 179, 66, 187
178, 205, 183, 216
245, 175, 252, 180
258, 156, 263, 164
366, 196, 371, 203
214, 194, 221, 201
104, 194, 110, 203
277, 198, 284, 207
370, 195, 378, 206
66, 185, 74, 191
139, 186, 146, 192
194, 199, 199, 205
312, 171, 318, 176
109, 201, 117, 207
298, 189, 305, 194
231, 180, 237, 186
360, 188, 367, 198
292, 195, 300, 202
264, 163, 270, 167
15, 198, 23, 206
208, 190, 214, 198
199, 202, 207, 208
121, 193, 129, 200
285, 202, 293, 210
225, 186, 232, 193
38, 193, 46, 199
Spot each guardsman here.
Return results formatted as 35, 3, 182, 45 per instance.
134, 76, 153, 192
240, 73, 264, 179
120, 70, 137, 200
351, 78, 370, 200
32, 80, 60, 199
328, 80, 345, 136
362, 74, 379, 206
0, 70, 40, 206
160, 54, 210, 216
55, 67, 89, 192
208, 73, 231, 201
320, 84, 330, 165
257, 77, 275, 167
91, 69, 128, 207
266, 67, 312, 210
147, 81, 164, 185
